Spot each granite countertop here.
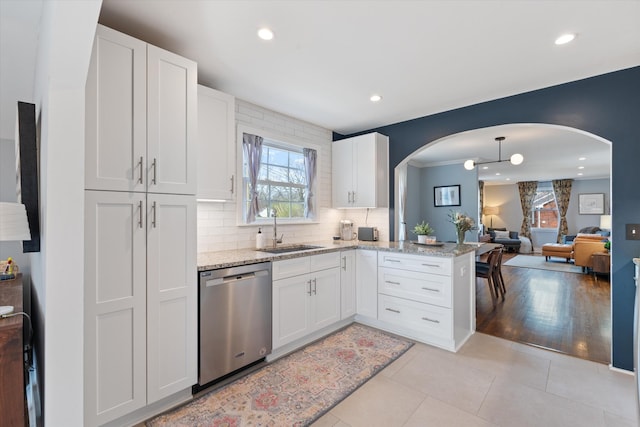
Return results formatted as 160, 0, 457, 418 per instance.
197, 240, 478, 271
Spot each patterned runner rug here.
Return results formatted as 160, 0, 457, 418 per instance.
147, 323, 413, 426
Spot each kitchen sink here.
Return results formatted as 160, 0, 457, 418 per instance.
257, 244, 323, 254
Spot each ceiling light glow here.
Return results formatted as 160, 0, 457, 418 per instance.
555, 33, 575, 45
464, 160, 475, 170
578, 166, 585, 169
370, 94, 382, 102
257, 28, 274, 40
578, 156, 586, 161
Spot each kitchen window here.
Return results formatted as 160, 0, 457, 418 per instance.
241, 133, 317, 223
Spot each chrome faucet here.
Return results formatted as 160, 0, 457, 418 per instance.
272, 209, 283, 248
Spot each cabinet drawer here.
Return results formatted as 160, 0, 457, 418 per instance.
310, 252, 340, 272
378, 267, 451, 308
273, 257, 310, 280
378, 252, 451, 275
378, 294, 452, 340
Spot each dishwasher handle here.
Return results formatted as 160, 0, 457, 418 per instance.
204, 269, 269, 287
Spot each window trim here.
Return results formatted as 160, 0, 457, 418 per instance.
236, 125, 321, 226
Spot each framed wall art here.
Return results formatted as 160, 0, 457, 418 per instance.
578, 193, 605, 215
434, 184, 460, 207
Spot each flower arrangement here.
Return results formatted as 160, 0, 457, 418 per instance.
448, 211, 476, 244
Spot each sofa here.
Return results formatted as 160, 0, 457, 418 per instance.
487, 228, 521, 252
572, 233, 607, 272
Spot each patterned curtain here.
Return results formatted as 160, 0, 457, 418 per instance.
552, 179, 573, 243
517, 181, 538, 240
478, 180, 485, 229
242, 133, 263, 223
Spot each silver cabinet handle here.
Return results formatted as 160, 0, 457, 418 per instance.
387, 259, 401, 263
421, 316, 440, 324
385, 280, 401, 285
342, 256, 347, 271
307, 280, 312, 296
352, 191, 356, 203
152, 201, 157, 228
313, 278, 317, 295
230, 175, 234, 194
138, 200, 143, 228
347, 191, 352, 203
422, 263, 440, 268
385, 308, 400, 314
137, 156, 143, 184
421, 287, 439, 292
151, 158, 157, 185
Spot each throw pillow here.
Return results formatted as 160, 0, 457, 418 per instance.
494, 230, 510, 239
509, 231, 519, 239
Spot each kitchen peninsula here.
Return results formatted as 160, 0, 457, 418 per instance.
198, 241, 477, 354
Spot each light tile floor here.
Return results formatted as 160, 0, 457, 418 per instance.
312, 332, 638, 427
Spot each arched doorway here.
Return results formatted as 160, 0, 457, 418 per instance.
394, 123, 612, 363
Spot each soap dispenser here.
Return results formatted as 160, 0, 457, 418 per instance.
256, 227, 265, 249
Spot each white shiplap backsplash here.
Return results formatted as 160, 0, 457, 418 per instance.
197, 99, 389, 253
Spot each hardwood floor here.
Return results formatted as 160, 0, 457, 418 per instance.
475, 252, 611, 365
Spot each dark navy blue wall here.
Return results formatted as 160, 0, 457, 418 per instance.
336, 66, 640, 370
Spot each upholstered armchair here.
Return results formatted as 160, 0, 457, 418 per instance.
572, 234, 607, 272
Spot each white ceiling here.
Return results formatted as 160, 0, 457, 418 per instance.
1, 1, 638, 183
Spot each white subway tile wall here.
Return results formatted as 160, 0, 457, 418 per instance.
197, 99, 390, 253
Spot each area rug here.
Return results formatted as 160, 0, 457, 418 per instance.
147, 323, 413, 427
504, 254, 583, 274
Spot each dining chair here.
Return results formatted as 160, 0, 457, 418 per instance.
476, 248, 501, 305
493, 246, 506, 299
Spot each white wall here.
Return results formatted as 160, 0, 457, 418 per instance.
197, 99, 389, 252
30, 2, 101, 426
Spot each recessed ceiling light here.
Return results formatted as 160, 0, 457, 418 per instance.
555, 33, 576, 45
257, 28, 274, 41
577, 172, 584, 176
578, 166, 585, 169
482, 166, 489, 170
578, 156, 586, 161
495, 173, 501, 176
506, 178, 511, 181
370, 94, 382, 102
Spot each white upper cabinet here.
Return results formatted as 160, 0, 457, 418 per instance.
332, 132, 389, 208
197, 85, 236, 201
86, 25, 197, 196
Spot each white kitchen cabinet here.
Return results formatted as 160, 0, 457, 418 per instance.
197, 85, 236, 201
376, 251, 474, 352
272, 253, 341, 349
146, 194, 197, 403
340, 250, 356, 319
84, 25, 197, 426
332, 132, 389, 208
84, 191, 147, 425
356, 249, 378, 319
86, 24, 197, 196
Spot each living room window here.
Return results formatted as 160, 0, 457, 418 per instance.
531, 181, 559, 228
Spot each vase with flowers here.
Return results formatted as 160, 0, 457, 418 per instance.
448, 211, 476, 245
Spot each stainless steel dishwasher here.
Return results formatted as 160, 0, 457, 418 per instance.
198, 262, 272, 387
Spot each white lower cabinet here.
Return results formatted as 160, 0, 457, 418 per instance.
272, 253, 341, 349
356, 249, 378, 319
84, 191, 196, 426
376, 251, 474, 351
340, 250, 356, 319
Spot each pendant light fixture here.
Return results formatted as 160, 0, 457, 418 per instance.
464, 136, 524, 170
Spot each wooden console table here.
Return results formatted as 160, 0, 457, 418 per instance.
591, 252, 611, 276
0, 273, 26, 427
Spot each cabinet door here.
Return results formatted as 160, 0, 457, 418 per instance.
356, 249, 378, 318
84, 191, 147, 425
273, 275, 312, 349
331, 139, 353, 207
311, 267, 341, 331
85, 25, 147, 193
340, 251, 356, 318
353, 133, 389, 208
197, 85, 236, 201
147, 45, 197, 195
146, 194, 197, 403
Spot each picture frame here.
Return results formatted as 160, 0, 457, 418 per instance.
578, 193, 605, 215
434, 185, 461, 207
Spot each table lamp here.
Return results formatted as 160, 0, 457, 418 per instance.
599, 214, 612, 231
